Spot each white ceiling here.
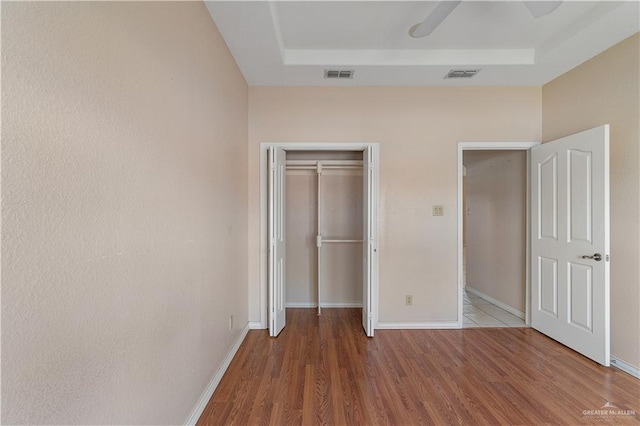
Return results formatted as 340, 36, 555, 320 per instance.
205, 1, 640, 86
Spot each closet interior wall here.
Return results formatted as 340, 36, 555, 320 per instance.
285, 151, 363, 309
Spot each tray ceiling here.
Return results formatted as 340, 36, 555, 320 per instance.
205, 1, 639, 86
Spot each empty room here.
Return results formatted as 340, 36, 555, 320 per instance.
2, 1, 640, 424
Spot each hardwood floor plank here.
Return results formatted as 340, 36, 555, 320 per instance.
265, 402, 279, 426
327, 338, 347, 426
197, 309, 640, 426
301, 364, 315, 425
337, 368, 368, 425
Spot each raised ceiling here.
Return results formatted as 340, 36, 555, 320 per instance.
205, 1, 640, 86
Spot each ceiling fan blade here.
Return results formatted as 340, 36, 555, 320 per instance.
523, 1, 562, 18
409, 1, 462, 38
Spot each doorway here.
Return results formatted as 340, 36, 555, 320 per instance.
261, 143, 379, 338
457, 142, 538, 329
462, 150, 528, 328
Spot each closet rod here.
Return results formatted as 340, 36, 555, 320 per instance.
287, 165, 362, 171
287, 160, 362, 167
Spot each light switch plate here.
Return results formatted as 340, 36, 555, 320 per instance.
433, 205, 444, 216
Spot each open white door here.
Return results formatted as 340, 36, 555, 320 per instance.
531, 125, 610, 366
362, 146, 375, 337
268, 147, 286, 337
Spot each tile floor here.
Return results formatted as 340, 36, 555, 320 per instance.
463, 290, 528, 328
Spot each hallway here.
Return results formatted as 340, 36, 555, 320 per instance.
463, 290, 527, 328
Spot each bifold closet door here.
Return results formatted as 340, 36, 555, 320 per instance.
268, 147, 286, 337
320, 170, 363, 307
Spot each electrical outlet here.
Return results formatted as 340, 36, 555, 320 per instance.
229, 315, 234, 330
406, 295, 413, 306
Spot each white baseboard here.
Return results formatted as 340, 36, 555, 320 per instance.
286, 302, 316, 308
465, 286, 525, 319
184, 323, 250, 425
611, 356, 640, 379
322, 302, 362, 308
377, 321, 461, 329
249, 321, 266, 329
285, 302, 363, 308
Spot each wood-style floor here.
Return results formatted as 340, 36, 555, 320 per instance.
198, 308, 640, 425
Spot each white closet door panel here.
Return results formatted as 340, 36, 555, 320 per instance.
268, 147, 287, 337
362, 146, 375, 337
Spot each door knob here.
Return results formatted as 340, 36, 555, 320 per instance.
581, 253, 602, 261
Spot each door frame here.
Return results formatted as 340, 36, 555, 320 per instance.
457, 142, 539, 327
259, 142, 380, 331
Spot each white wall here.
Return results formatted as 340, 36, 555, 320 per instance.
1, 3, 248, 424
542, 33, 640, 370
248, 87, 541, 325
464, 151, 527, 313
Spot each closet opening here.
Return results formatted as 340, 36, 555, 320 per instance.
286, 150, 363, 317
263, 143, 379, 338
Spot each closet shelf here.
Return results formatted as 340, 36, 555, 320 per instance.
286, 159, 363, 170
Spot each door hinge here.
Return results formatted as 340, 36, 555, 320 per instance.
606, 254, 610, 261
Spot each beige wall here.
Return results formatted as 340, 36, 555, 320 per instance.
542, 33, 640, 369
249, 87, 541, 324
286, 170, 318, 305
2, 2, 248, 424
319, 171, 363, 305
464, 151, 527, 313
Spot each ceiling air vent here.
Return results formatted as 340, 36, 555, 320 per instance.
324, 69, 354, 79
444, 69, 480, 79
